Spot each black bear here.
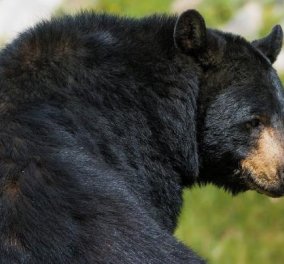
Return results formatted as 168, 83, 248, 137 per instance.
0, 9, 283, 263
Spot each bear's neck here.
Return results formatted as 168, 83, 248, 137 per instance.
82, 18, 203, 230
100, 51, 202, 230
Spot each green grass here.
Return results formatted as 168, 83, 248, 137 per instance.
176, 185, 284, 264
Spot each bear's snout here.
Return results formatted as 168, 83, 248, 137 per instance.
241, 127, 284, 197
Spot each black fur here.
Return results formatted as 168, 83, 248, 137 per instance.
0, 10, 283, 263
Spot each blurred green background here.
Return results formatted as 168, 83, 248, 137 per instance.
1, 0, 284, 263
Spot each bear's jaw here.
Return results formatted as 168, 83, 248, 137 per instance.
245, 175, 284, 198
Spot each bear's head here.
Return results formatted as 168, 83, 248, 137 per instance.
174, 10, 284, 197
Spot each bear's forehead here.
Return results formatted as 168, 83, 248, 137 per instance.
213, 68, 284, 121
240, 70, 284, 120
222, 32, 271, 66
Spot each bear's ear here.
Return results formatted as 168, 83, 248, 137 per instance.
252, 25, 283, 64
174, 10, 207, 54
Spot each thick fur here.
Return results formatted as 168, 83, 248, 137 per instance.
0, 10, 283, 263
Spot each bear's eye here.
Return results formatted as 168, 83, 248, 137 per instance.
245, 118, 262, 129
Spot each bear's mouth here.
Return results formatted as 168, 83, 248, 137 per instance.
246, 173, 284, 198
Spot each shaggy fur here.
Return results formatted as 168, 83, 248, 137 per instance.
0, 9, 283, 263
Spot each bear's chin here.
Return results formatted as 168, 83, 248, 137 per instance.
246, 175, 284, 198
198, 173, 284, 197
221, 169, 284, 197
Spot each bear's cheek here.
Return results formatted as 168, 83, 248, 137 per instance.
241, 127, 284, 190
